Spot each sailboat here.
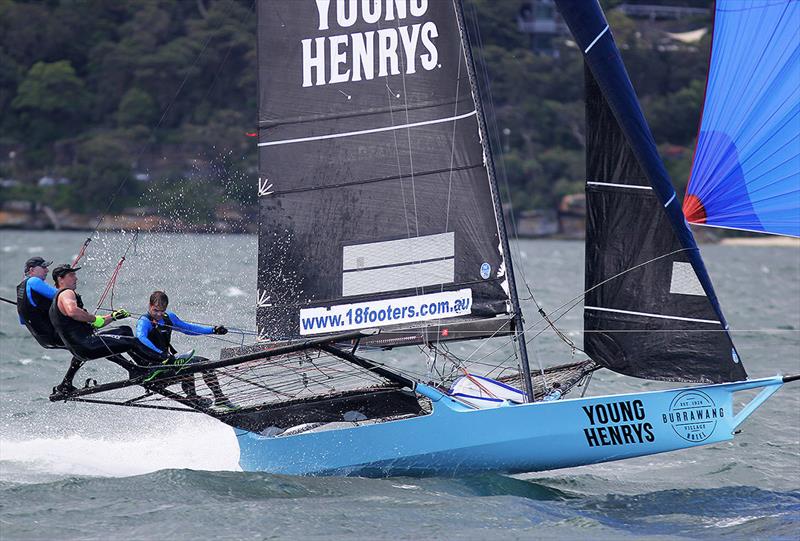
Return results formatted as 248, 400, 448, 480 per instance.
57, 0, 798, 477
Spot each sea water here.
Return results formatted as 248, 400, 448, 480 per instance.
1, 231, 798, 540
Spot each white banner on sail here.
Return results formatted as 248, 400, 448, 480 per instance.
299, 289, 473, 335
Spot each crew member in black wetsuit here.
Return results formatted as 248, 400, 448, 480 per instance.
48, 264, 136, 397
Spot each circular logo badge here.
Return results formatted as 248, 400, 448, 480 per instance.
664, 390, 721, 443
480, 262, 491, 279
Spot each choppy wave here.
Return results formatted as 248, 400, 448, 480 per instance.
0, 470, 797, 540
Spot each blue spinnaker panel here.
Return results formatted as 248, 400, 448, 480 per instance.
685, 1, 800, 238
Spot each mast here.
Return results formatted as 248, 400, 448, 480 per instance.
452, 0, 534, 401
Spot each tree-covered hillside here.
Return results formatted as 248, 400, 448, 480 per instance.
0, 0, 712, 226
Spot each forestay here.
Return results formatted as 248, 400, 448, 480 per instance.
255, 0, 512, 342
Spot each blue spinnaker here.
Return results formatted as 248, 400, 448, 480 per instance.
684, 1, 800, 238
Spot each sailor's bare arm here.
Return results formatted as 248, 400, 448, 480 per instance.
57, 290, 111, 324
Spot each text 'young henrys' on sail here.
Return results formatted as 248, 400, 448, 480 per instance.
255, 0, 511, 342
302, 0, 440, 87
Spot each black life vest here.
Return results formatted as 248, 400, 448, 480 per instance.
16, 278, 62, 348
49, 289, 93, 345
147, 314, 176, 354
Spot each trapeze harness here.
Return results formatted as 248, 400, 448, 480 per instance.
147, 314, 177, 355
136, 314, 210, 366
16, 277, 62, 349
49, 289, 136, 360
130, 314, 178, 365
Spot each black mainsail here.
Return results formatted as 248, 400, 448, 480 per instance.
255, 0, 518, 348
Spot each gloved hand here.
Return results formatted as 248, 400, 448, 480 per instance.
213, 325, 228, 335
110, 308, 131, 321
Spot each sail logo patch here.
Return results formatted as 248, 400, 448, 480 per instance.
302, 0, 439, 87
582, 399, 655, 447
662, 390, 723, 442
480, 262, 491, 279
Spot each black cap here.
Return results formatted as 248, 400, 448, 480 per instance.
51, 264, 81, 282
24, 257, 53, 272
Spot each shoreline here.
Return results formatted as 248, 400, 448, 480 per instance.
720, 236, 800, 247
2, 226, 799, 246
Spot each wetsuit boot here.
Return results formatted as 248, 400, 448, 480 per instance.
50, 357, 84, 401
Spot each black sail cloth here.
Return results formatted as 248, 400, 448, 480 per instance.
583, 67, 746, 384
256, 0, 510, 340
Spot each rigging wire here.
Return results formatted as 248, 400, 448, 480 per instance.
94, 231, 139, 313
467, 247, 696, 367
463, 1, 567, 385
72, 237, 92, 267
96, 306, 258, 337
86, 35, 216, 240
463, 1, 602, 378
95, 309, 257, 350
379, 18, 414, 242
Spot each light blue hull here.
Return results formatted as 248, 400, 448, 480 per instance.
236, 376, 783, 477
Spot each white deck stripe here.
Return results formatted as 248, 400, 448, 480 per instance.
664, 193, 676, 207
584, 305, 721, 325
258, 110, 477, 147
587, 181, 652, 190
584, 25, 610, 53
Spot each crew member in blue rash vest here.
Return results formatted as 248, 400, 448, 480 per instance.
17, 257, 90, 395
133, 290, 234, 410
48, 264, 137, 397
16, 256, 61, 348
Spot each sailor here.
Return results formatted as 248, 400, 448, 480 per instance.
48, 264, 136, 396
16, 257, 89, 395
134, 290, 234, 410
17, 256, 62, 348
542, 382, 562, 402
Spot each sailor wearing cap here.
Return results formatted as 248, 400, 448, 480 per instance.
48, 264, 135, 396
16, 256, 62, 348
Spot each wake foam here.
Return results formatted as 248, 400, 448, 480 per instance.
0, 418, 240, 480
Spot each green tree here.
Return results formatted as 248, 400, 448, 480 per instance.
0, 47, 21, 135
12, 60, 90, 150
116, 87, 158, 127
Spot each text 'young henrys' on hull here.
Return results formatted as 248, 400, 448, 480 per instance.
582, 399, 656, 448
303, 0, 440, 87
